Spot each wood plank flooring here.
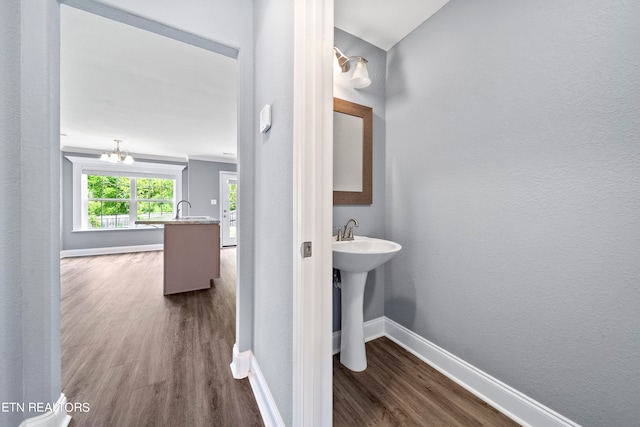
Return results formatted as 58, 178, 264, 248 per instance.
333, 336, 520, 426
63, 249, 518, 426
60, 249, 263, 427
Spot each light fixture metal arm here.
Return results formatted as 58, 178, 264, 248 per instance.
333, 45, 351, 73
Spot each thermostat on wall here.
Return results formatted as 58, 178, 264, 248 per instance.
260, 104, 272, 133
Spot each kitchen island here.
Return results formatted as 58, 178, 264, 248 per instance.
135, 216, 220, 295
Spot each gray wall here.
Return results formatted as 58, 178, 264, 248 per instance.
1, 1, 27, 426
253, 0, 294, 423
385, 1, 640, 425
1, 1, 61, 426
187, 159, 236, 218
333, 28, 387, 332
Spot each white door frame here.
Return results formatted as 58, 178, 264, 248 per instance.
220, 171, 237, 247
292, 0, 334, 425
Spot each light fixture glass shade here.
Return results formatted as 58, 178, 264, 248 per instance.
350, 59, 371, 89
100, 139, 134, 164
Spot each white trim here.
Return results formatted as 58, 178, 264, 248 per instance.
334, 317, 581, 427
18, 393, 71, 427
229, 344, 251, 379
62, 146, 188, 164
64, 155, 187, 174
60, 244, 163, 258
248, 354, 286, 427
291, 0, 333, 425
188, 154, 237, 164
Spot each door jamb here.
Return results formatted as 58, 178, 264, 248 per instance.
292, 0, 334, 425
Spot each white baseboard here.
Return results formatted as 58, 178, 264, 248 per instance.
230, 344, 252, 379
333, 316, 580, 427
60, 244, 163, 258
383, 317, 580, 427
18, 393, 71, 427
248, 355, 285, 427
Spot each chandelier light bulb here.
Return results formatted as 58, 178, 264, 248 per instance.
100, 139, 134, 164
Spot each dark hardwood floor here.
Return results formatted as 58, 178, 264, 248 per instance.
60, 248, 263, 427
333, 336, 520, 426
62, 249, 517, 426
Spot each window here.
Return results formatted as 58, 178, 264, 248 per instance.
66, 156, 185, 231
85, 175, 175, 229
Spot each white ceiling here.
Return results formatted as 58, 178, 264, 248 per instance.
60, 6, 237, 163
335, 0, 449, 51
60, 2, 447, 163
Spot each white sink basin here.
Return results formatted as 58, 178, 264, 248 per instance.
333, 236, 402, 273
333, 236, 401, 372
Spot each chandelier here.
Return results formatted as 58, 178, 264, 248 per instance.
100, 139, 134, 164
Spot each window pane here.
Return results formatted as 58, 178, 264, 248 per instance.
116, 177, 131, 199
87, 175, 103, 198
87, 175, 130, 200
160, 202, 173, 213
102, 177, 117, 199
87, 201, 130, 228
137, 201, 173, 220
87, 201, 102, 228
229, 183, 237, 212
162, 179, 174, 199
151, 179, 162, 199
136, 177, 174, 201
137, 177, 150, 199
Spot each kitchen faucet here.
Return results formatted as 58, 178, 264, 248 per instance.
175, 200, 191, 219
339, 218, 359, 241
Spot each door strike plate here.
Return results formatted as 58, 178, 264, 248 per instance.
302, 241, 312, 258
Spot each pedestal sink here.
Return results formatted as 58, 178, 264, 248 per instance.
333, 236, 401, 371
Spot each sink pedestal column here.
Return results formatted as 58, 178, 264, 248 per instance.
340, 270, 369, 372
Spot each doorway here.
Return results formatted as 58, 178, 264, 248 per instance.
220, 171, 238, 246
58, 2, 246, 422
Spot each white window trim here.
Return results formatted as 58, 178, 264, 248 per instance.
65, 155, 186, 231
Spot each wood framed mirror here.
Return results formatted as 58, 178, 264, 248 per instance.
333, 98, 372, 205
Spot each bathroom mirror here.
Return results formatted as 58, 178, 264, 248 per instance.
333, 98, 372, 204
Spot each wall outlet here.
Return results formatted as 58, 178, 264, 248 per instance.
211, 199, 217, 205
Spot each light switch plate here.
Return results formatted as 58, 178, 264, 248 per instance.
260, 104, 271, 133
211, 199, 217, 205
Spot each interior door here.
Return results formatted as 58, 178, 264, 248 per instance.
220, 171, 237, 246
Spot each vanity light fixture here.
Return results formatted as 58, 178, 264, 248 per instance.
100, 139, 134, 164
333, 45, 371, 89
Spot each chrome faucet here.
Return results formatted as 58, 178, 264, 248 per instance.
175, 200, 191, 219
340, 218, 359, 241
